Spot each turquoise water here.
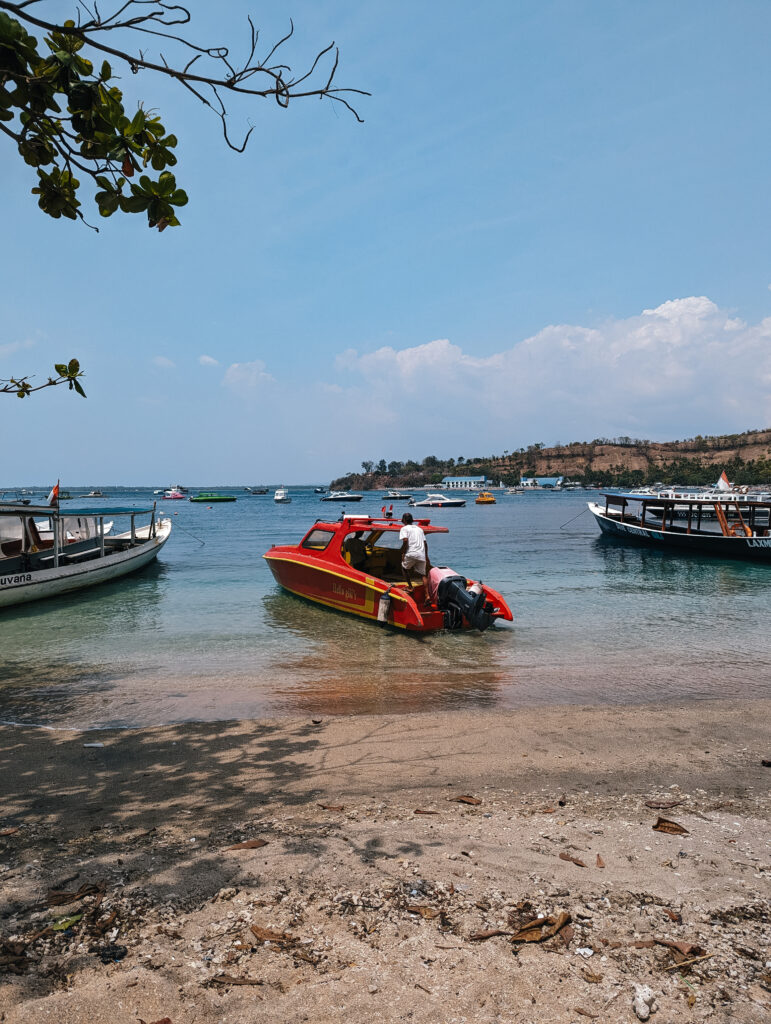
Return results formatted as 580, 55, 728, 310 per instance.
0, 487, 769, 728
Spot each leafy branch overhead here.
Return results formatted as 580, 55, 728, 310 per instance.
0, 1, 368, 230
1, 359, 86, 398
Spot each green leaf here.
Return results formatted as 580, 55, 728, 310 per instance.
52, 913, 82, 931
73, 379, 86, 398
127, 109, 145, 136
101, 60, 111, 80
67, 358, 80, 375
54, 363, 68, 375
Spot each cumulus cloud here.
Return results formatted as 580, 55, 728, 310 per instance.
0, 338, 35, 359
152, 355, 176, 369
222, 359, 275, 393
333, 298, 771, 446
199, 354, 219, 366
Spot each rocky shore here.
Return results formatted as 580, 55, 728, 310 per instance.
1, 701, 769, 1023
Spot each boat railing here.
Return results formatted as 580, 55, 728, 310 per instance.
0, 502, 162, 569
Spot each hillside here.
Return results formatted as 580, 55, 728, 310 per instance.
330, 428, 771, 490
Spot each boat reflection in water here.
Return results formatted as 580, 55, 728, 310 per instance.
0, 560, 169, 727
260, 591, 510, 716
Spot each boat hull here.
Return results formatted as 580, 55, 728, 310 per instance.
0, 521, 172, 608
589, 504, 771, 562
264, 552, 429, 629
264, 551, 512, 632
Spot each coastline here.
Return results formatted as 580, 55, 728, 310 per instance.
1, 700, 769, 1022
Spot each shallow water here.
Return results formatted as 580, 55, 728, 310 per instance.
0, 488, 769, 728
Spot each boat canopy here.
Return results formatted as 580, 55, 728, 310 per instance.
0, 504, 156, 517
601, 492, 771, 507
337, 514, 448, 535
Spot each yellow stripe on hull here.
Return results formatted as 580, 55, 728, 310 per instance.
277, 581, 409, 629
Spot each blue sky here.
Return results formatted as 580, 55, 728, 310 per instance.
2, 0, 771, 484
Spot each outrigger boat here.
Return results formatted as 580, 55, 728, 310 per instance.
0, 502, 172, 608
263, 514, 513, 632
588, 492, 771, 562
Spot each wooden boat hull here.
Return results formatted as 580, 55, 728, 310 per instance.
589, 504, 771, 562
0, 520, 172, 608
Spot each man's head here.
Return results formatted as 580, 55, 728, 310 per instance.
401, 512, 413, 525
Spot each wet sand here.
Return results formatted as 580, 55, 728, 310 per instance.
1, 700, 770, 1022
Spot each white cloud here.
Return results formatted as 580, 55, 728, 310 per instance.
152, 355, 176, 369
331, 297, 771, 449
0, 338, 35, 360
199, 354, 219, 366
222, 359, 275, 393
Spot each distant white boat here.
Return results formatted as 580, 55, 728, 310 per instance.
321, 491, 363, 502
274, 488, 291, 503
409, 493, 466, 508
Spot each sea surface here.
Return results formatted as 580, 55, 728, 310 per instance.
0, 487, 769, 729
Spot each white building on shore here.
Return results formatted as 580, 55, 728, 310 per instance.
440, 475, 488, 490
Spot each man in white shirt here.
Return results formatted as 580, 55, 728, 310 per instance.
399, 512, 429, 592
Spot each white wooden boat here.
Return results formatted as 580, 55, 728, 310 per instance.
0, 502, 171, 608
274, 488, 291, 503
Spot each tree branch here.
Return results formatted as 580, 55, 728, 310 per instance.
0, 1, 369, 124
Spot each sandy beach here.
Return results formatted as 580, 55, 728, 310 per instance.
1, 700, 769, 1023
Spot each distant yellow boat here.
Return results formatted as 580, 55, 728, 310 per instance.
475, 491, 496, 505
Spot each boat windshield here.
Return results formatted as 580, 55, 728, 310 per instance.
302, 528, 336, 551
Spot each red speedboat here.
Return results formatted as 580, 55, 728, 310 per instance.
263, 515, 513, 632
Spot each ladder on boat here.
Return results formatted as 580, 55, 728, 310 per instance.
713, 501, 752, 538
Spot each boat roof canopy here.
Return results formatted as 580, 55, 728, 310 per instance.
0, 504, 155, 517
601, 491, 771, 508
327, 515, 449, 534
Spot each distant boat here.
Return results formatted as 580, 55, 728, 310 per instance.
475, 491, 496, 505
189, 492, 236, 503
0, 492, 31, 505
162, 488, 186, 500
314, 487, 327, 494
77, 490, 105, 498
386, 490, 412, 500
274, 487, 291, 503
321, 491, 363, 502
246, 487, 269, 494
409, 493, 466, 508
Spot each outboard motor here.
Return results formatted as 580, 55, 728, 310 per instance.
436, 575, 494, 632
